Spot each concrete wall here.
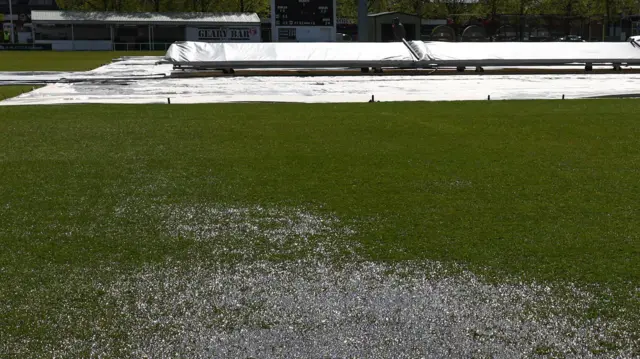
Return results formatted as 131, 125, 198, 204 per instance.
35, 40, 112, 51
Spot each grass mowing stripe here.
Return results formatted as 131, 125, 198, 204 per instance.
0, 100, 639, 356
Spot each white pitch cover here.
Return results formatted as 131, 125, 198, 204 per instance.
165, 40, 640, 68
420, 41, 640, 65
165, 41, 417, 67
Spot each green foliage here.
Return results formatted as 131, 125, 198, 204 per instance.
52, 0, 639, 21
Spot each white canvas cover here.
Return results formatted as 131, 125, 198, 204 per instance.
165, 41, 417, 68
165, 40, 640, 68
417, 41, 640, 65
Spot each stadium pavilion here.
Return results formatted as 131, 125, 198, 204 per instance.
30, 10, 262, 51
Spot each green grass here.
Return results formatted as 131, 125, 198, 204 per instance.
0, 85, 40, 100
0, 50, 164, 71
1, 100, 639, 353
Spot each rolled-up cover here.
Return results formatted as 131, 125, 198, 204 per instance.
165, 40, 640, 68
165, 41, 418, 68
417, 41, 640, 65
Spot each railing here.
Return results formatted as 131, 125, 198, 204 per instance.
112, 42, 174, 51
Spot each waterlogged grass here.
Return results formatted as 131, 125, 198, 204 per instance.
0, 50, 164, 71
1, 100, 639, 356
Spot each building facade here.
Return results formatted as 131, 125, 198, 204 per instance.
1, 0, 58, 43
31, 10, 261, 50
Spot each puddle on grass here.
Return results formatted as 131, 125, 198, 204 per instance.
97, 202, 639, 358
158, 203, 361, 260
93, 259, 637, 359
4, 201, 638, 358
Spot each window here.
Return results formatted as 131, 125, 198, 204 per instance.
73, 25, 110, 40
34, 24, 72, 40
153, 25, 185, 43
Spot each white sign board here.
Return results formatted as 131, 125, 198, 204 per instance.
186, 26, 261, 42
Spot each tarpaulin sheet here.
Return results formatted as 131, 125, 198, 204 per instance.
165, 41, 417, 68
5, 71, 640, 106
165, 40, 640, 68
417, 41, 640, 65
3, 56, 640, 106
